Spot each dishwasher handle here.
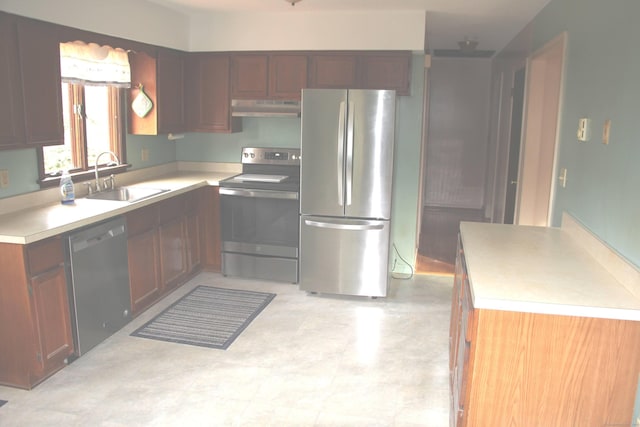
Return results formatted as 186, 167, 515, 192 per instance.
71, 224, 126, 253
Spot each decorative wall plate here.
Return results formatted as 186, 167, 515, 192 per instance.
132, 85, 153, 118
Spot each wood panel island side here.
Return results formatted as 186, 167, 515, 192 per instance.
450, 220, 640, 427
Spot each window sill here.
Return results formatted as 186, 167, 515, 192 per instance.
39, 164, 131, 189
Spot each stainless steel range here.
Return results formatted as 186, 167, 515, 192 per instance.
219, 147, 300, 283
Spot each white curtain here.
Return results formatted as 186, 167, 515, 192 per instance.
59, 41, 131, 87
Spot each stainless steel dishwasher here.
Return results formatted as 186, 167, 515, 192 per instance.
66, 217, 131, 356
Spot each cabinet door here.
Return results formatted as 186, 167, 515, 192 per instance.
158, 195, 187, 290
231, 54, 269, 99
308, 54, 358, 89
127, 229, 161, 315
159, 217, 186, 291
360, 53, 411, 95
183, 191, 201, 274
268, 54, 308, 100
186, 211, 201, 274
186, 53, 241, 133
157, 49, 186, 133
200, 186, 221, 272
16, 16, 64, 146
29, 265, 74, 378
0, 13, 26, 149
128, 51, 158, 135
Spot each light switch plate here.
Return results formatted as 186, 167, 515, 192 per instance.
0, 169, 9, 188
577, 117, 591, 142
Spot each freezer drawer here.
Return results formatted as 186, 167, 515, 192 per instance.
299, 216, 391, 297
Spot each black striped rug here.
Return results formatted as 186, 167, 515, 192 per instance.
131, 286, 275, 350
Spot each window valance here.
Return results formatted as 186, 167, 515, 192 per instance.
59, 41, 131, 87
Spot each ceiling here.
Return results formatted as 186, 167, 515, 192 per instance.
145, 0, 551, 53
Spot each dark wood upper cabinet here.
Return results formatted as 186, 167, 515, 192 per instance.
308, 54, 359, 89
360, 53, 411, 95
157, 49, 186, 134
232, 53, 308, 100
309, 52, 411, 95
0, 13, 63, 150
128, 49, 186, 135
186, 53, 241, 133
231, 54, 269, 99
17, 17, 64, 146
0, 12, 26, 149
268, 54, 308, 100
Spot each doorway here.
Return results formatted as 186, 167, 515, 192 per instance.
516, 33, 566, 226
416, 57, 492, 275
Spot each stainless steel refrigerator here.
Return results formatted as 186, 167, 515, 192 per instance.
299, 89, 396, 297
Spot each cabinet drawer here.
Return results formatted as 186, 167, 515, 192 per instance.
27, 237, 63, 276
126, 204, 158, 236
158, 195, 185, 223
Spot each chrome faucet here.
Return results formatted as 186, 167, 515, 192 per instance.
94, 151, 120, 192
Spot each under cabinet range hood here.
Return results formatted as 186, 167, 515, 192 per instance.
231, 99, 301, 117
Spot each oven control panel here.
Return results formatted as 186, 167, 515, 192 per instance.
241, 147, 300, 166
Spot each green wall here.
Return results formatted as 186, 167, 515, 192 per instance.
527, 0, 640, 268
514, 0, 640, 419
175, 117, 303, 162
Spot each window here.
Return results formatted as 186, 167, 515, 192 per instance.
41, 82, 125, 177
38, 40, 130, 185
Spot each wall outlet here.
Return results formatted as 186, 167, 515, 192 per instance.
0, 169, 9, 188
141, 148, 149, 162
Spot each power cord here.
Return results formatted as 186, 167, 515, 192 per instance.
391, 243, 414, 280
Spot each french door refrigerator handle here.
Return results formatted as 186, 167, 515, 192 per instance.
346, 101, 355, 206
337, 101, 346, 207
304, 219, 384, 231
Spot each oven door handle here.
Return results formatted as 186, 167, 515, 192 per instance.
219, 187, 299, 200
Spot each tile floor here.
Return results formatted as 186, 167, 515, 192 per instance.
0, 272, 453, 426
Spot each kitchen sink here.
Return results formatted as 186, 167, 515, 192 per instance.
85, 187, 169, 203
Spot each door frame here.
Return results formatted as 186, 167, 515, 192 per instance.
415, 55, 431, 260
515, 32, 567, 226
503, 66, 527, 224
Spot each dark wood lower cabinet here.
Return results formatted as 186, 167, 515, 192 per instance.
0, 187, 221, 388
29, 264, 74, 379
159, 216, 187, 292
0, 237, 74, 389
127, 228, 161, 315
127, 187, 217, 317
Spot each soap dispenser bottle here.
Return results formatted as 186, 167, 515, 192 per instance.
60, 170, 75, 204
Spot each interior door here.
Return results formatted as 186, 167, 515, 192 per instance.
346, 90, 396, 219
517, 33, 566, 226
300, 88, 347, 217
504, 67, 526, 224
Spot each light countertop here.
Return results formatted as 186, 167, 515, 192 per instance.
0, 171, 236, 245
460, 222, 640, 321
